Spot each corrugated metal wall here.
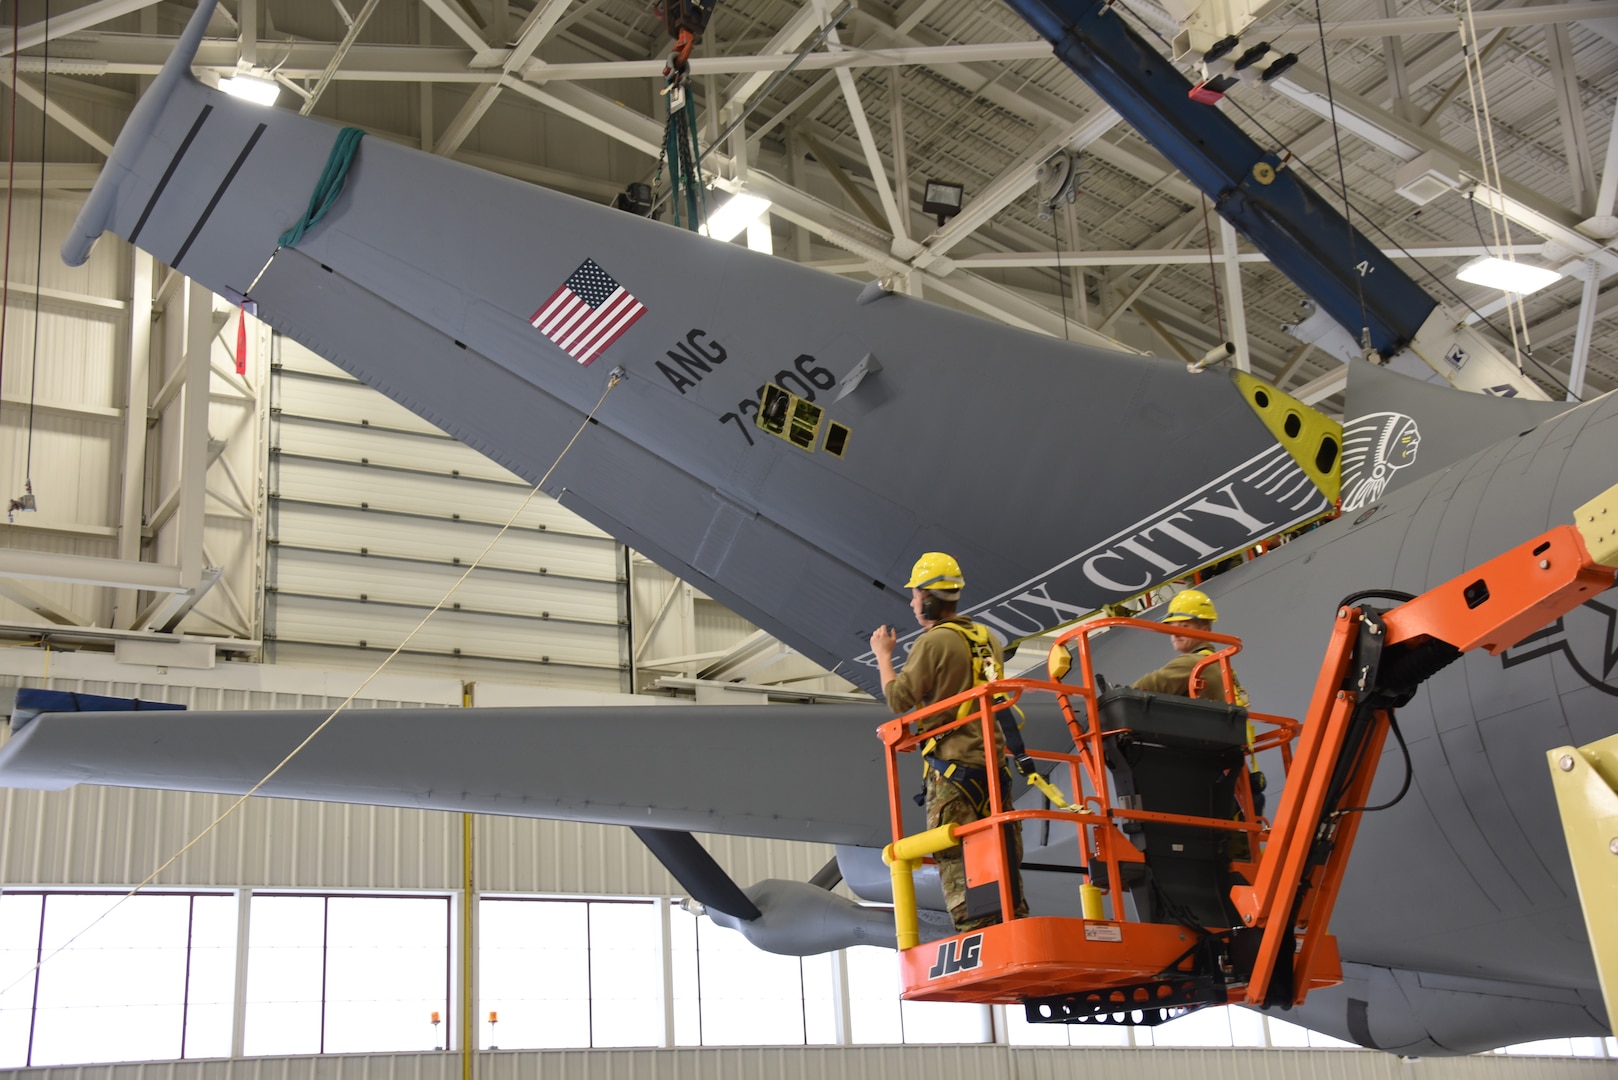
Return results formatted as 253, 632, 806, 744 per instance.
3, 1046, 1613, 1080
0, 192, 130, 628
0, 199, 264, 640
0, 785, 830, 896
266, 339, 629, 692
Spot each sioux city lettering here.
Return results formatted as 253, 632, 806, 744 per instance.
856, 461, 1325, 668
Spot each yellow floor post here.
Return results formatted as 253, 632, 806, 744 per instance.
1547, 733, 1618, 1035
462, 682, 475, 1080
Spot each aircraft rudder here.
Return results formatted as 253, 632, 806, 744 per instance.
63, 0, 222, 265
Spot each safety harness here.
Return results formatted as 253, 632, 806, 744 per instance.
919, 621, 1075, 813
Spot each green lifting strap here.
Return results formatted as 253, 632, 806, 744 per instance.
278, 127, 366, 248
662, 95, 708, 233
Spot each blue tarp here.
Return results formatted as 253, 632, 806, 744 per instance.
10, 689, 184, 732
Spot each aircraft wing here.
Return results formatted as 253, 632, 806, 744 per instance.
0, 698, 1073, 847
66, 0, 1340, 694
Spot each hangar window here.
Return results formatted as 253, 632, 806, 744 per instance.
0, 890, 236, 1068
846, 945, 992, 1044
480, 897, 662, 1049
5, 886, 1615, 1059
244, 893, 450, 1057
670, 902, 839, 1046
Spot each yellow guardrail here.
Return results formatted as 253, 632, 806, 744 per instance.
883, 824, 961, 949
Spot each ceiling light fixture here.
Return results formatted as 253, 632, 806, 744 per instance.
922, 179, 964, 227
700, 192, 771, 243
746, 217, 773, 255
1455, 256, 1561, 296
219, 72, 281, 107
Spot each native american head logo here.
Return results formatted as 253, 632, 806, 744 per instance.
1341, 411, 1421, 512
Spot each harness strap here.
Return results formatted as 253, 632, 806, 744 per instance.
929, 621, 1076, 811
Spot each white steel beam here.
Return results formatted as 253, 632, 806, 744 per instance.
951, 243, 1542, 267
63, 36, 1062, 83
1597, 96, 1618, 220
1528, 281, 1618, 346
481, 0, 573, 70
179, 281, 212, 588
239, 0, 259, 66
0, 578, 87, 625
1292, 366, 1348, 406
436, 83, 507, 157
11, 78, 114, 157
0, 550, 188, 591
1, 280, 125, 312
116, 249, 154, 629
300, 0, 384, 116
823, 16, 911, 248
0, 163, 101, 189
889, 71, 913, 248
1545, 22, 1599, 218
452, 148, 622, 198
724, 3, 827, 114
2, 0, 164, 54
515, 79, 1124, 348
420, 0, 490, 53
916, 109, 1119, 267
1568, 259, 1602, 401
439, 0, 574, 155
1380, 0, 1415, 123
1263, 2, 1618, 41
1275, 66, 1618, 276
1220, 216, 1250, 372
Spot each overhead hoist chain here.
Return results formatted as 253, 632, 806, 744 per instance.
651, 0, 715, 233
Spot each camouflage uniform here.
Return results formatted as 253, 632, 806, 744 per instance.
886, 618, 1027, 931
1132, 646, 1244, 704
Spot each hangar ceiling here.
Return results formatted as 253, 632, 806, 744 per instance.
5, 0, 1617, 407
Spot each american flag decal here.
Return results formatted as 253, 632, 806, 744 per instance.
530, 259, 647, 366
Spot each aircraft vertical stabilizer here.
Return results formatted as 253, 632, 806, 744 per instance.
1341, 361, 1572, 513
65, 0, 1342, 692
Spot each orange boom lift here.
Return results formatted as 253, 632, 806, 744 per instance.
879, 483, 1618, 1027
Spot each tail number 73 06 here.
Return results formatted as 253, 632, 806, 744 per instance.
718, 354, 836, 447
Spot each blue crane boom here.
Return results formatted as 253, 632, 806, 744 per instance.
1001, 0, 1547, 398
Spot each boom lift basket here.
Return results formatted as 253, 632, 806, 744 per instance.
879, 496, 1618, 1026
879, 617, 1319, 1025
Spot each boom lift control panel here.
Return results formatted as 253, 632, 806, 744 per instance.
880, 483, 1618, 1027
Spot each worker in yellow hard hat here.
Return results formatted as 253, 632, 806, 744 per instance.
1132, 588, 1247, 706
1135, 587, 1255, 860
870, 551, 1027, 932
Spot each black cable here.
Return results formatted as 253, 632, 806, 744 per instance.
24, 0, 48, 484
1337, 588, 1417, 607
1310, 0, 1370, 344
1466, 189, 1496, 256
1463, 192, 1576, 400
1051, 212, 1070, 341
1334, 712, 1413, 815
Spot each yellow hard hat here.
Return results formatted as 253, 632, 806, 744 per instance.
905, 551, 964, 593
1163, 588, 1218, 623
